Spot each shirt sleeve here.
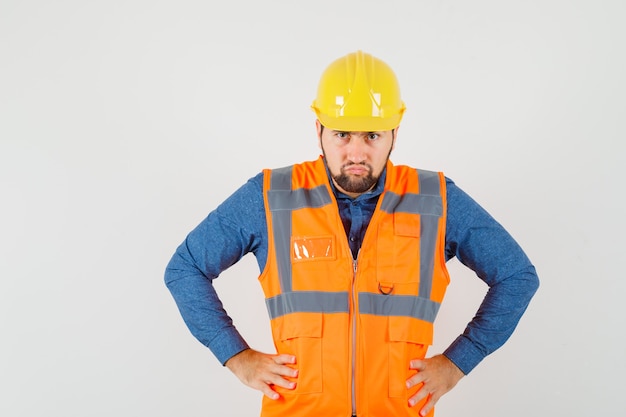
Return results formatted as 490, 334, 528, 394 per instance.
164, 173, 268, 365
442, 178, 540, 374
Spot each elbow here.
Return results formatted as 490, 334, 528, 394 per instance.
516, 265, 540, 304
528, 264, 540, 295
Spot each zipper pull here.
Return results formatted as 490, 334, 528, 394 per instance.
353, 249, 360, 274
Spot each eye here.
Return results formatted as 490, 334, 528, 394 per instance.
336, 131, 349, 139
367, 133, 379, 140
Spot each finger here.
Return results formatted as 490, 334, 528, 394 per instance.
409, 359, 425, 370
255, 371, 296, 397
408, 386, 429, 408
268, 356, 298, 377
267, 374, 297, 390
263, 365, 297, 388
418, 393, 439, 417
260, 384, 281, 401
264, 365, 297, 390
272, 363, 298, 378
406, 371, 425, 389
273, 354, 297, 365
248, 373, 295, 397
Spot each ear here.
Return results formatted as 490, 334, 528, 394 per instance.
315, 119, 323, 149
391, 125, 400, 151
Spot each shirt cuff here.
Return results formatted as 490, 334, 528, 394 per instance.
443, 335, 487, 375
208, 326, 250, 366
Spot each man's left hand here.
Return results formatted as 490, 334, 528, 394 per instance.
406, 354, 465, 416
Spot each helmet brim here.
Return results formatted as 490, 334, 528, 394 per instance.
314, 111, 404, 132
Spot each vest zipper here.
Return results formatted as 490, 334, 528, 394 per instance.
351, 254, 359, 416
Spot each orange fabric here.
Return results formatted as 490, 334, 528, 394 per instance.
259, 157, 449, 417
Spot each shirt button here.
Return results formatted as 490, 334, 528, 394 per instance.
350, 236, 356, 242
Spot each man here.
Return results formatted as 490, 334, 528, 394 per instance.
165, 50, 539, 417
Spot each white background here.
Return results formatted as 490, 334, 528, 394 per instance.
1, 0, 624, 416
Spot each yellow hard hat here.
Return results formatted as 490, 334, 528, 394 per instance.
311, 50, 406, 132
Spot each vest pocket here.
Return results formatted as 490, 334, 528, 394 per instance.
291, 235, 336, 262
275, 312, 323, 394
377, 212, 421, 287
387, 316, 431, 398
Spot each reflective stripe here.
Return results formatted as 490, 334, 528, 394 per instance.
358, 293, 440, 323
417, 169, 441, 299
269, 166, 294, 292
268, 186, 332, 211
379, 169, 442, 299
379, 192, 442, 216
268, 167, 333, 293
417, 169, 441, 195
266, 291, 350, 319
266, 165, 444, 321
270, 165, 292, 190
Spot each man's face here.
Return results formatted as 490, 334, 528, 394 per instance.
317, 120, 396, 198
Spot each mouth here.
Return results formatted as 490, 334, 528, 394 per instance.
343, 164, 370, 176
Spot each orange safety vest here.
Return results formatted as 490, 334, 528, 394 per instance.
259, 156, 449, 417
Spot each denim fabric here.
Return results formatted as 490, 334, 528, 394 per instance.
331, 168, 385, 259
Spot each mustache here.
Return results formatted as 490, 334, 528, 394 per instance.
342, 162, 372, 171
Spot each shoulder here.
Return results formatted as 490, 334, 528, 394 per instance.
214, 172, 265, 219
443, 176, 483, 210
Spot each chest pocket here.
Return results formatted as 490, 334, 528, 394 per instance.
376, 212, 421, 288
291, 235, 336, 262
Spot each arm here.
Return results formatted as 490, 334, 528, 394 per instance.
164, 175, 267, 364
164, 174, 298, 398
442, 178, 540, 373
407, 178, 539, 415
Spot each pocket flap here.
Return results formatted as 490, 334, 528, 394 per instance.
276, 312, 323, 341
394, 212, 420, 237
388, 316, 433, 346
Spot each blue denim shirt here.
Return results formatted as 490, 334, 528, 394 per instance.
332, 167, 383, 259
165, 163, 539, 374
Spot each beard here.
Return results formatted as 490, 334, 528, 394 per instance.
320, 137, 393, 195
332, 164, 378, 194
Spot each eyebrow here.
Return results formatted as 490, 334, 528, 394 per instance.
333, 131, 379, 135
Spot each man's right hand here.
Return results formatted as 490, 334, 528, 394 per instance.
225, 348, 298, 400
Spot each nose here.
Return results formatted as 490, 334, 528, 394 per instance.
346, 137, 368, 163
